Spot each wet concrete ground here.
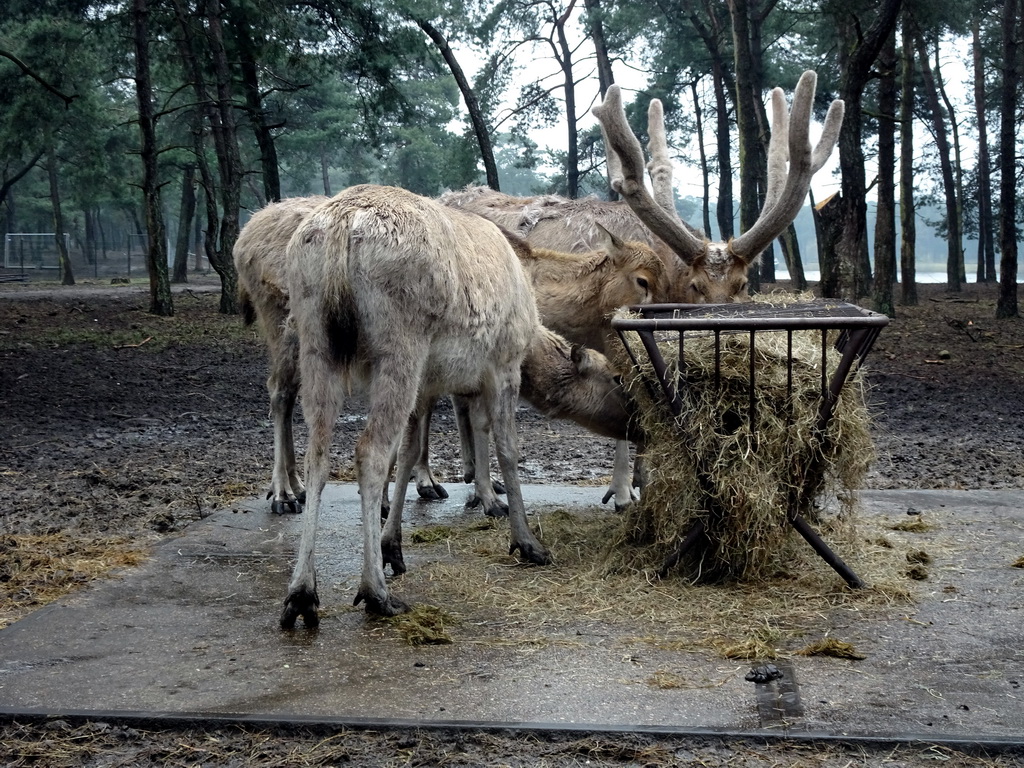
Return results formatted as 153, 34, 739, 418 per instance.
1, 484, 1022, 744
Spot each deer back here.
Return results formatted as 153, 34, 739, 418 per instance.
287, 185, 539, 400
234, 195, 329, 329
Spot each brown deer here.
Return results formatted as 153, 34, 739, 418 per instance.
591, 69, 844, 302
278, 185, 640, 626
443, 70, 844, 306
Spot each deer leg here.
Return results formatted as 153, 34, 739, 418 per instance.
602, 439, 639, 511
353, 354, 420, 617
281, 348, 342, 630
412, 399, 448, 501
489, 384, 551, 565
463, 395, 508, 517
454, 394, 506, 500
268, 321, 304, 515
381, 411, 427, 576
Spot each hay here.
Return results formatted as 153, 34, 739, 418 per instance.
797, 637, 867, 660
398, 508, 917, 660
384, 604, 455, 645
891, 517, 935, 532
0, 533, 148, 629
607, 298, 876, 583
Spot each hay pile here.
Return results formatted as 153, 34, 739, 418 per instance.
607, 299, 875, 583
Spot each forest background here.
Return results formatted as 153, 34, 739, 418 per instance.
0, 0, 1020, 319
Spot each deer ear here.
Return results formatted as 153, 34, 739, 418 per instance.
593, 222, 624, 262
570, 344, 590, 372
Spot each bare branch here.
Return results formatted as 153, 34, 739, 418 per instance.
0, 49, 77, 107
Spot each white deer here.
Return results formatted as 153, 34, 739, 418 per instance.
277, 184, 636, 626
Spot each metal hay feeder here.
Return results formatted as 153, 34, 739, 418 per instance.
613, 299, 890, 588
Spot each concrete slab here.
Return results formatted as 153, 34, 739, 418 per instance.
1, 484, 1023, 743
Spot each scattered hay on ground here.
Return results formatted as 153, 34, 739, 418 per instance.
607, 298, 876, 584
0, 533, 148, 629
398, 506, 917, 660
891, 516, 935, 533
383, 604, 456, 645
797, 637, 867, 660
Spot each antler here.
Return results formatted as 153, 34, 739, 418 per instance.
593, 85, 707, 265
729, 70, 844, 262
593, 70, 845, 267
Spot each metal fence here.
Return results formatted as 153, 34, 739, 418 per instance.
2, 233, 208, 281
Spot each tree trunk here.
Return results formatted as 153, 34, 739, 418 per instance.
780, 223, 806, 290
229, 3, 280, 204
972, 20, 996, 283
46, 141, 74, 286
172, 162, 196, 283
873, 29, 897, 317
173, 0, 242, 311
814, 192, 843, 298
691, 80, 713, 237
899, 17, 917, 305
320, 145, 332, 196
584, 0, 614, 96
688, 2, 735, 240
133, 0, 172, 315
205, 0, 241, 313
831, 0, 902, 301
727, 0, 762, 293
934, 46, 966, 284
552, 0, 580, 198
995, 0, 1019, 319
913, 27, 961, 292
416, 18, 500, 191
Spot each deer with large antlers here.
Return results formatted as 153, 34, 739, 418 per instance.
591, 69, 844, 302
445, 70, 844, 509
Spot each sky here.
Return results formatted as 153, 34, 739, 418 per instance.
453, 21, 978, 205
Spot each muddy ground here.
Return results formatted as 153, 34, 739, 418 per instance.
1, 276, 1023, 766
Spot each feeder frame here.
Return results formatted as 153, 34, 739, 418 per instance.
612, 300, 890, 588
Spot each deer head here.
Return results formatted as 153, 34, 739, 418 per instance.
592, 70, 845, 303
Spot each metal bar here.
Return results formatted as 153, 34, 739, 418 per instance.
612, 315, 890, 333
659, 519, 706, 578
748, 329, 757, 432
788, 512, 864, 588
636, 330, 684, 418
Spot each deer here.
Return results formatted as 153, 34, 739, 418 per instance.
235, 196, 660, 517
445, 69, 845, 507
277, 184, 639, 626
591, 69, 844, 303
455, 228, 661, 511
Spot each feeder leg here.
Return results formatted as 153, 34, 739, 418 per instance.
788, 513, 864, 589
659, 519, 706, 578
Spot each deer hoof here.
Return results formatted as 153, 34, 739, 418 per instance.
416, 481, 449, 501
354, 587, 410, 617
382, 540, 406, 576
281, 586, 319, 630
271, 497, 303, 515
509, 538, 552, 566
484, 499, 509, 518
492, 480, 506, 496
